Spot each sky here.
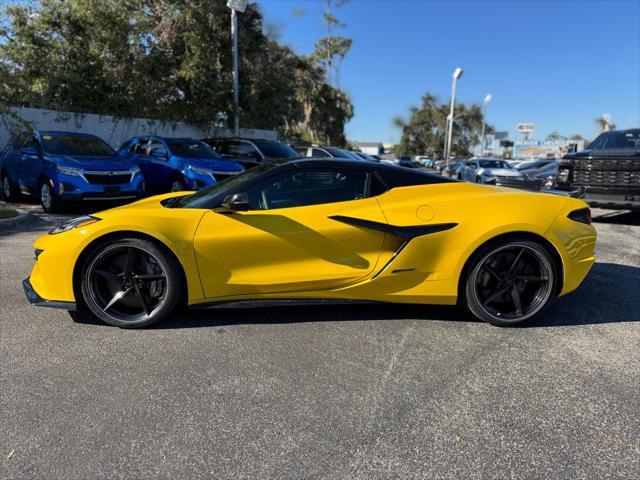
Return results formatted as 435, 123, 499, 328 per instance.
258, 0, 640, 144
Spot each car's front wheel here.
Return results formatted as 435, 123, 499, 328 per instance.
39, 178, 60, 213
79, 238, 183, 328
463, 239, 557, 326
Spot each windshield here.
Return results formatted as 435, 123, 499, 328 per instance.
41, 133, 115, 156
590, 130, 640, 150
172, 162, 279, 209
253, 140, 299, 159
479, 160, 512, 169
167, 141, 222, 159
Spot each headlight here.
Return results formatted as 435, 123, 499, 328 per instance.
542, 175, 555, 188
557, 168, 570, 183
49, 215, 100, 235
57, 166, 83, 177
187, 165, 211, 176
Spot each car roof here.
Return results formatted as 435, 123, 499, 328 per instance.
38, 130, 101, 138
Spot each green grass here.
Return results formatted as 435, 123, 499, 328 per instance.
0, 205, 19, 219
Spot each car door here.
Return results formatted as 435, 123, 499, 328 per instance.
17, 134, 42, 194
194, 167, 388, 298
462, 161, 478, 181
146, 139, 176, 191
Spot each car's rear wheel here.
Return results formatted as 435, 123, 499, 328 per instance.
79, 238, 183, 328
1, 172, 18, 201
464, 240, 556, 326
170, 179, 184, 192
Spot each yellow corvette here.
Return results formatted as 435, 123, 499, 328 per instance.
23, 159, 596, 328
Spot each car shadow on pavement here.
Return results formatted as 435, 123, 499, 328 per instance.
68, 262, 639, 329
591, 210, 640, 226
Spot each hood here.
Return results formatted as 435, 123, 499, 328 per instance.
565, 149, 640, 159
480, 168, 522, 177
48, 154, 134, 171
180, 157, 244, 172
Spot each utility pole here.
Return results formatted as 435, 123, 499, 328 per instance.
445, 67, 463, 172
227, 0, 247, 137
480, 93, 492, 157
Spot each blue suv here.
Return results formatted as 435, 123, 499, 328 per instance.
118, 136, 245, 192
0, 131, 144, 212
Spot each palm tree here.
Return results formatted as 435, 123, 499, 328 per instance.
595, 115, 616, 132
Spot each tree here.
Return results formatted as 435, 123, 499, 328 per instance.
313, 0, 352, 87
395, 93, 487, 157
595, 114, 616, 132
0, 0, 354, 145
546, 131, 564, 141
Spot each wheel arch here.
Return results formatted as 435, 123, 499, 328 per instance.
72, 230, 189, 308
456, 231, 564, 304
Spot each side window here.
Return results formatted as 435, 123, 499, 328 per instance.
25, 135, 39, 150
225, 141, 259, 158
246, 169, 369, 210
588, 135, 605, 150
311, 148, 330, 158
128, 140, 146, 154
147, 140, 167, 158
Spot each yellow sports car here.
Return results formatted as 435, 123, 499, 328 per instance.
23, 159, 596, 328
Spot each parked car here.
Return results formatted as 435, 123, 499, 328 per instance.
518, 159, 559, 180
414, 156, 434, 168
0, 130, 144, 212
205, 138, 299, 169
397, 156, 414, 168
25, 158, 596, 328
295, 145, 361, 160
534, 162, 561, 189
119, 136, 244, 192
556, 128, 640, 210
460, 158, 524, 184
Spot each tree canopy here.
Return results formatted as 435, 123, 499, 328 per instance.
0, 0, 353, 145
394, 94, 489, 157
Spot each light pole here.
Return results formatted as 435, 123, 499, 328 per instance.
480, 93, 492, 157
227, 0, 247, 137
445, 67, 463, 173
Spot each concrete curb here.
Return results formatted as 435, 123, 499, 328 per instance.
0, 209, 38, 233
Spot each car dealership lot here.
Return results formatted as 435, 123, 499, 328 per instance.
1, 207, 639, 479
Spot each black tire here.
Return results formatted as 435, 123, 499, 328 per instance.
39, 178, 60, 213
1, 171, 18, 201
462, 239, 557, 327
170, 179, 184, 192
79, 238, 183, 328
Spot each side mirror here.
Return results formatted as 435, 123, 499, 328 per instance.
221, 192, 250, 211
20, 146, 39, 157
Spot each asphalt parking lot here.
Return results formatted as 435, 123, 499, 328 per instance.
1, 204, 639, 479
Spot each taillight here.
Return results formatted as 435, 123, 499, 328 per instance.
568, 208, 592, 225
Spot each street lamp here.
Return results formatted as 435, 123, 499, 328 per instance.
444, 67, 463, 172
480, 93, 492, 157
227, 0, 248, 137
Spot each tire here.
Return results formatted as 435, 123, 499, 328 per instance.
1, 171, 18, 201
463, 239, 557, 327
79, 238, 184, 328
475, 175, 482, 184
170, 179, 184, 192
39, 178, 60, 213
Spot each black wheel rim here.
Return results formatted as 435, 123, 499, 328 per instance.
472, 244, 553, 322
87, 246, 168, 322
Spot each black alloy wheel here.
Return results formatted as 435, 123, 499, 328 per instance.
464, 240, 556, 326
80, 238, 183, 328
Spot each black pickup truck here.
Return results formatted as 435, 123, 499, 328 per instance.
556, 129, 640, 210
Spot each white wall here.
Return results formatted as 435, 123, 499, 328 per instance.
0, 107, 277, 150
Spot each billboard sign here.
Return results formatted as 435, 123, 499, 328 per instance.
517, 123, 535, 134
